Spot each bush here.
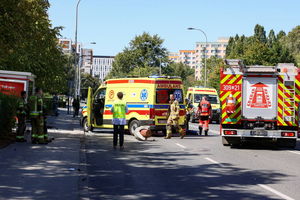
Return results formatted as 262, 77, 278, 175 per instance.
0, 93, 18, 136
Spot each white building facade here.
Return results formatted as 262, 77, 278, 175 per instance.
92, 56, 115, 81
169, 37, 229, 80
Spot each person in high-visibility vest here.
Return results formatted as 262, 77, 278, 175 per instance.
197, 96, 212, 136
111, 92, 128, 150
16, 91, 27, 142
165, 94, 185, 139
28, 88, 48, 144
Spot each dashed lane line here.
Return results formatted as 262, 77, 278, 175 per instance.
175, 143, 187, 149
204, 158, 295, 200
258, 184, 295, 200
288, 151, 300, 155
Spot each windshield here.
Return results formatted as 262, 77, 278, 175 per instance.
156, 89, 183, 104
194, 94, 219, 104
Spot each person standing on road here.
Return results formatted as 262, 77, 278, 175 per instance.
16, 91, 27, 142
52, 93, 59, 116
72, 96, 80, 117
185, 98, 193, 133
111, 92, 128, 150
28, 88, 48, 144
165, 94, 185, 139
197, 96, 212, 136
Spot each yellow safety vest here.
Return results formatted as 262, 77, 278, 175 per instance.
112, 99, 126, 119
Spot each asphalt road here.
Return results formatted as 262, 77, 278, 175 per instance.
84, 123, 300, 200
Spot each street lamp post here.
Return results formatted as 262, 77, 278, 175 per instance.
74, 0, 82, 98
187, 27, 208, 87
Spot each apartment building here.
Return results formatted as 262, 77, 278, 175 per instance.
169, 37, 229, 80
92, 56, 115, 81
81, 48, 93, 74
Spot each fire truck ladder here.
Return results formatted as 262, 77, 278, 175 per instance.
283, 83, 295, 121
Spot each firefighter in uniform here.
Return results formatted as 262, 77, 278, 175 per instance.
29, 88, 47, 144
165, 94, 185, 139
16, 91, 27, 142
197, 96, 212, 136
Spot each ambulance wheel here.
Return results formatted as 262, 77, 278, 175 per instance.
83, 117, 93, 132
129, 119, 140, 135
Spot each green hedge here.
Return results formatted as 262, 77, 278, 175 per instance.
0, 93, 18, 136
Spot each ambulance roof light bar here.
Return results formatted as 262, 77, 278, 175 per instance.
148, 75, 181, 79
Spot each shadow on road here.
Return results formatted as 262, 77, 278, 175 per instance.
85, 133, 286, 200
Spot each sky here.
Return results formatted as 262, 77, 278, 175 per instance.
48, 0, 300, 56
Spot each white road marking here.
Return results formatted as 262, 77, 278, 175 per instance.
258, 184, 295, 200
288, 151, 300, 155
175, 143, 186, 149
205, 157, 220, 165
210, 130, 220, 134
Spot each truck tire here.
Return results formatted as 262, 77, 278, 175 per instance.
222, 137, 230, 146
83, 117, 93, 132
129, 119, 140, 135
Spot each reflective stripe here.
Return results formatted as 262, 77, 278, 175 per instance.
113, 100, 126, 119
16, 136, 24, 139
30, 112, 40, 116
37, 135, 45, 139
31, 134, 38, 138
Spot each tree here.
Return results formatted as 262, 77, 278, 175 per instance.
267, 29, 276, 47
0, 0, 68, 94
254, 24, 267, 43
80, 73, 100, 99
197, 57, 223, 91
280, 26, 300, 66
108, 32, 169, 78
226, 24, 294, 66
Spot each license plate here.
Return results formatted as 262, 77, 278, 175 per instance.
158, 119, 167, 124
250, 130, 268, 136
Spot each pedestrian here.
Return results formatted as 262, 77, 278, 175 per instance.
28, 88, 48, 144
111, 92, 128, 150
165, 94, 185, 139
185, 98, 193, 133
197, 96, 212, 136
16, 91, 27, 142
52, 93, 59, 116
72, 96, 80, 117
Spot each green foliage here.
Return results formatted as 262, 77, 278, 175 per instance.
226, 24, 294, 65
0, 0, 68, 94
195, 57, 223, 91
163, 62, 194, 92
107, 32, 169, 78
0, 93, 18, 136
280, 26, 300, 66
81, 73, 101, 98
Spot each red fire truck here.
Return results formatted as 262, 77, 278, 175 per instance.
0, 70, 35, 97
220, 59, 298, 148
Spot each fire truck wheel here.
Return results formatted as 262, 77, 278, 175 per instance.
222, 137, 230, 146
129, 119, 140, 135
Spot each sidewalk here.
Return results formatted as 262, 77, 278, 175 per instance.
0, 108, 84, 200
